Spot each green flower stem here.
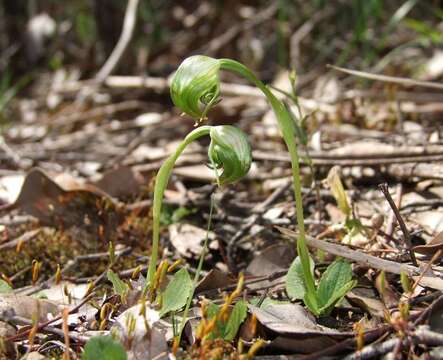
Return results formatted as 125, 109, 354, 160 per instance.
148, 126, 212, 287
219, 59, 316, 298
178, 192, 215, 340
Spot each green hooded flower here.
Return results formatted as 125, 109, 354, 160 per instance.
170, 55, 221, 119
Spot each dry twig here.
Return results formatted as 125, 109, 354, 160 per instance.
95, 0, 140, 83
329, 65, 443, 90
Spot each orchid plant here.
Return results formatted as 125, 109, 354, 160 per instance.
147, 124, 252, 287
149, 55, 354, 317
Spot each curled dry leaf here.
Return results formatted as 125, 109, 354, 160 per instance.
413, 230, 443, 259
5, 168, 125, 243
93, 166, 145, 199
249, 303, 350, 353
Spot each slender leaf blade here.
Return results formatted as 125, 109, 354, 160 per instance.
107, 270, 129, 299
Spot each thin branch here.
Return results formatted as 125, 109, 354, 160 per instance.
345, 326, 443, 360
276, 226, 443, 291
3, 314, 89, 344
379, 183, 417, 266
329, 64, 443, 90
299, 325, 391, 360
95, 0, 140, 83
344, 338, 402, 360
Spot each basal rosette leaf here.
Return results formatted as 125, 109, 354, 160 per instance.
286, 255, 315, 300
316, 259, 355, 315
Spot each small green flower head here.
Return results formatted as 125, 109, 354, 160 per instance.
170, 55, 221, 120
208, 125, 252, 185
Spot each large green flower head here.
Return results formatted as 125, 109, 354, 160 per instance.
208, 125, 252, 185
170, 55, 221, 120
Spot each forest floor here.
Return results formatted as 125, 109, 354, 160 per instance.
2, 1, 443, 359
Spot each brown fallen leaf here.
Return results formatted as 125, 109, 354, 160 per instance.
347, 288, 386, 318
195, 269, 235, 295
249, 303, 350, 353
0, 294, 60, 322
4, 168, 125, 243
93, 166, 145, 199
413, 230, 443, 258
245, 244, 294, 289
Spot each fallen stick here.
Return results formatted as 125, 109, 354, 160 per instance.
276, 226, 443, 291
329, 64, 443, 90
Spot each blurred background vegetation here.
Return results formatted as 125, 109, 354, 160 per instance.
0, 0, 442, 115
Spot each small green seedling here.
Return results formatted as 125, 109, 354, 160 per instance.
107, 270, 129, 302
327, 166, 368, 244
194, 275, 247, 343
203, 300, 248, 341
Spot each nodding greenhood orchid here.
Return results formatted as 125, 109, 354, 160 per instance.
147, 124, 251, 287
167, 54, 317, 306
150, 55, 354, 318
